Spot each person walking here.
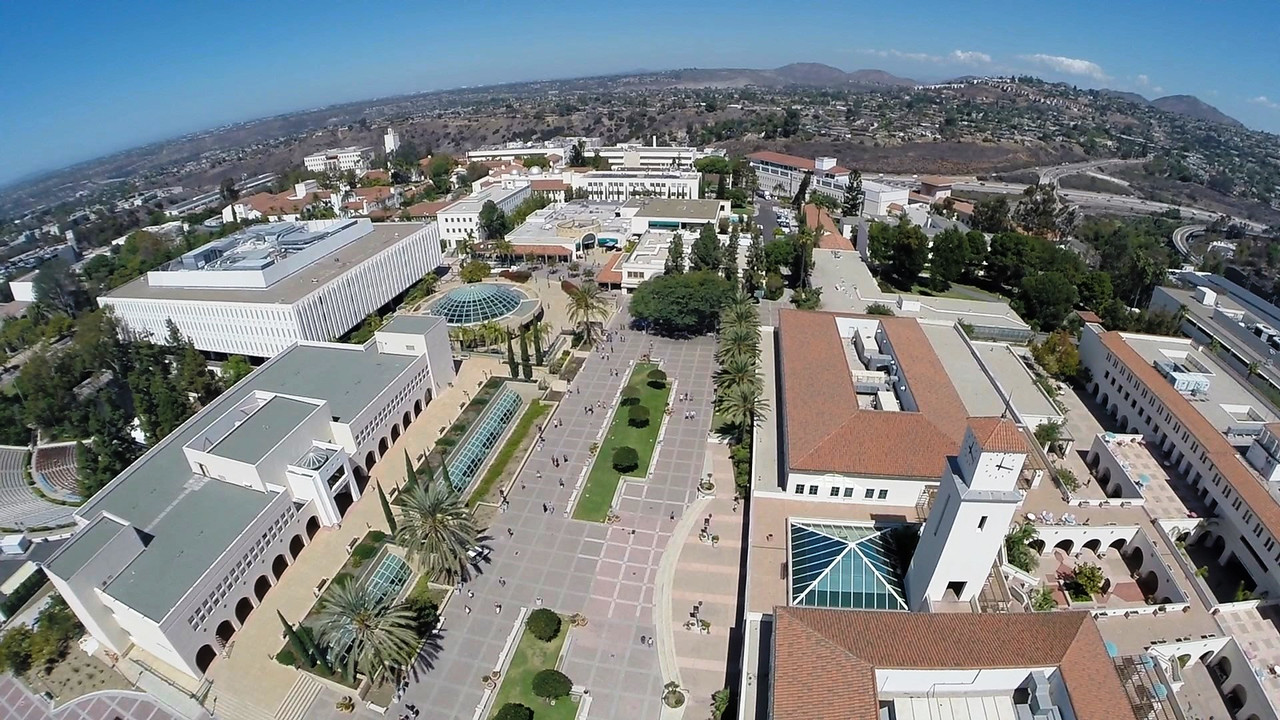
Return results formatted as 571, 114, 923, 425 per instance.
464, 605, 472, 615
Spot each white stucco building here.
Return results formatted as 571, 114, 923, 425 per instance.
41, 316, 455, 680
303, 146, 375, 174
747, 150, 907, 215
436, 185, 531, 249
570, 170, 700, 202
99, 219, 444, 358
383, 128, 400, 156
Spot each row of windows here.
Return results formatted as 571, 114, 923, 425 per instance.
355, 365, 429, 445
793, 484, 889, 500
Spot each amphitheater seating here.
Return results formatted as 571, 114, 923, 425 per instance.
0, 446, 76, 529
33, 444, 81, 495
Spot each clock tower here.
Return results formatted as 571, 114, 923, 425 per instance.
905, 418, 1027, 610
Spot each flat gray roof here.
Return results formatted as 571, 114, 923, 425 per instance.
1125, 334, 1278, 432
624, 198, 723, 221
66, 340, 416, 621
44, 516, 126, 577
213, 396, 316, 464
920, 323, 1006, 417
379, 314, 447, 336
442, 186, 526, 214
971, 342, 1062, 420
105, 480, 278, 622
104, 222, 429, 305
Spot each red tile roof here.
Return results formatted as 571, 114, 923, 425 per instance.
918, 175, 954, 187
778, 310, 973, 478
531, 179, 568, 191
1100, 331, 1280, 540
595, 252, 624, 285
509, 244, 571, 257
969, 417, 1028, 453
405, 200, 451, 218
771, 607, 1135, 720
747, 151, 849, 176
803, 204, 853, 251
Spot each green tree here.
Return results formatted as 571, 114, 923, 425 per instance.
76, 401, 141, 498
1014, 183, 1077, 239
460, 260, 491, 283
478, 200, 510, 240
1019, 272, 1079, 330
526, 608, 562, 641
530, 322, 545, 365
970, 196, 1012, 233
962, 230, 988, 282
518, 328, 533, 380
565, 282, 610, 346
743, 230, 765, 297
840, 171, 864, 217
690, 223, 723, 272
168, 321, 223, 405
1072, 562, 1105, 596
0, 625, 34, 674
985, 232, 1038, 290
722, 229, 739, 285
1031, 586, 1057, 612
612, 446, 640, 472
532, 669, 573, 701
279, 611, 316, 669
1077, 271, 1113, 310
1004, 523, 1040, 573
506, 331, 518, 377
1031, 330, 1081, 380
886, 219, 929, 289
33, 259, 88, 316
566, 141, 586, 168
394, 480, 479, 584
379, 480, 398, 535
631, 271, 733, 337
927, 227, 969, 291
219, 355, 253, 386
790, 172, 812, 210
664, 233, 685, 274
495, 704, 534, 720
311, 579, 419, 684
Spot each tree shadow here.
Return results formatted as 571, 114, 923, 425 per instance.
408, 628, 446, 676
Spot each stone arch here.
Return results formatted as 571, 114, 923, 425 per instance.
234, 596, 254, 624
414, 399, 423, 417
1085, 451, 1101, 471
1199, 650, 1215, 665
215, 620, 235, 647
306, 516, 320, 539
391, 424, 401, 442
196, 645, 217, 674
1054, 539, 1074, 556
1109, 537, 1128, 552
272, 553, 289, 579
403, 411, 412, 429
353, 465, 368, 491
1225, 684, 1247, 712
1212, 655, 1233, 680
1137, 570, 1159, 598
1028, 539, 1046, 555
1123, 544, 1145, 574
1097, 391, 1110, 408
289, 534, 306, 559
378, 436, 390, 456
425, 388, 433, 405
1210, 534, 1227, 557
364, 451, 377, 472
1083, 539, 1102, 555
254, 575, 272, 602
1107, 402, 1119, 418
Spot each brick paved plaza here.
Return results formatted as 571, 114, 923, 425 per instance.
0, 676, 206, 720
392, 301, 722, 720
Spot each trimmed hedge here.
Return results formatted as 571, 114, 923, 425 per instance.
612, 446, 639, 473
647, 368, 668, 389
627, 404, 651, 428
620, 385, 641, 406
495, 703, 534, 720
526, 608, 562, 642
531, 669, 573, 700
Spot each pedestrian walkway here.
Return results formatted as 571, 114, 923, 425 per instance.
396, 301, 722, 720
0, 675, 206, 720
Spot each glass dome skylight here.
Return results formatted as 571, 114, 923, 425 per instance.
428, 283, 524, 326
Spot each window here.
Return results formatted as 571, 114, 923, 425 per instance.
877, 490, 889, 500
794, 484, 804, 494
808, 485, 818, 495
865, 488, 875, 499
843, 487, 855, 498
830, 487, 840, 497
978, 516, 988, 530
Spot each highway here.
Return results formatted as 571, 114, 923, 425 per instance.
1172, 224, 1207, 259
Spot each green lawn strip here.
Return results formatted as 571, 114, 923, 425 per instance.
468, 401, 551, 509
573, 363, 670, 522
489, 621, 577, 720
407, 574, 448, 606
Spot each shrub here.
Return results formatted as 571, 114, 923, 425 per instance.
865, 302, 895, 316
498, 270, 532, 283
620, 385, 642, 406
351, 542, 378, 565
460, 260, 492, 283
647, 368, 667, 383
367, 530, 386, 543
526, 608, 562, 642
494, 703, 534, 720
531, 668, 573, 700
612, 446, 640, 473
764, 273, 784, 300
627, 404, 651, 428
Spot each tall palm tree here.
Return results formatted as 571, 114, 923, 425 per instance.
714, 355, 761, 397
494, 237, 514, 262
311, 579, 420, 684
475, 321, 503, 349
565, 281, 610, 346
457, 230, 476, 259
394, 480, 479, 584
715, 383, 770, 444
720, 293, 758, 331
716, 325, 759, 364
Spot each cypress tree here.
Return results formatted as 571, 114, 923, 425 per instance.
531, 324, 544, 365
440, 459, 454, 491
278, 611, 315, 669
421, 456, 436, 486
519, 328, 533, 380
403, 450, 416, 485
505, 331, 518, 377
377, 481, 397, 535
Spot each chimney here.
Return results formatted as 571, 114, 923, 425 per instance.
815, 157, 836, 172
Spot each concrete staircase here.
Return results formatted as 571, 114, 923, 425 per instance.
274, 673, 324, 720
208, 689, 274, 720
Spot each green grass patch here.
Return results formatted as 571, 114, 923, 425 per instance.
489, 618, 577, 720
467, 401, 551, 509
407, 574, 448, 606
573, 362, 670, 522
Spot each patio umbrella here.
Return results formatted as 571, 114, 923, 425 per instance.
1105, 641, 1119, 658
1154, 683, 1168, 700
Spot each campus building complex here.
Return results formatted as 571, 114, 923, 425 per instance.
100, 219, 444, 358
303, 146, 375, 174
41, 317, 454, 680
747, 150, 908, 215
436, 184, 530, 249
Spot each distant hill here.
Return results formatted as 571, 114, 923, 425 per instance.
1150, 95, 1243, 128
1099, 89, 1148, 106
642, 63, 915, 90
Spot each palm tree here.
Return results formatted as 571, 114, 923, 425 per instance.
531, 321, 554, 347
457, 230, 476, 259
565, 282, 610, 346
494, 237, 514, 263
476, 321, 504, 349
311, 579, 420, 684
720, 292, 758, 330
714, 355, 762, 397
715, 383, 770, 444
394, 480, 480, 584
716, 325, 759, 364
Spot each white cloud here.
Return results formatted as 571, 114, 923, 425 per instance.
1134, 74, 1163, 94
1250, 96, 1280, 110
949, 50, 992, 66
859, 48, 992, 66
1020, 54, 1109, 81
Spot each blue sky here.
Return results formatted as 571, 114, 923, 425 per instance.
2, 0, 1277, 187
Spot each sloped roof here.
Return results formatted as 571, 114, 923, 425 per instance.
595, 252, 624, 285
748, 151, 850, 176
771, 607, 1135, 720
803, 204, 853, 251
969, 416, 1028, 453
778, 310, 972, 478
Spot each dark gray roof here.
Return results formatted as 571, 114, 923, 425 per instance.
44, 519, 123, 577
379, 314, 447, 336
213, 396, 317, 464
